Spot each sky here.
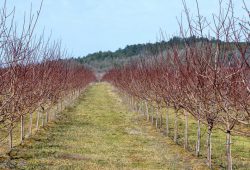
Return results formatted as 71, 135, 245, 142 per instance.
4, 0, 250, 57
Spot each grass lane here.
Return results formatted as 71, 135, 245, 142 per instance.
3, 83, 208, 170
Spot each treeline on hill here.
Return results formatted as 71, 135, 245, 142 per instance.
0, 1, 96, 153
103, 0, 249, 170
76, 36, 214, 72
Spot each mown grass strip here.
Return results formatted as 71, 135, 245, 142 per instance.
1, 83, 208, 170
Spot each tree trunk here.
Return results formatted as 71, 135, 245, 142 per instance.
166, 109, 169, 136
150, 106, 153, 125
52, 110, 56, 121
138, 102, 142, 115
29, 113, 33, 136
9, 123, 13, 150
42, 112, 44, 127
132, 97, 135, 111
160, 113, 163, 129
145, 101, 149, 121
207, 126, 213, 169
184, 111, 188, 150
78, 89, 81, 97
131, 97, 133, 111
36, 111, 40, 130
46, 111, 49, 123
143, 102, 146, 116
60, 100, 63, 112
226, 129, 233, 170
196, 119, 201, 157
174, 110, 178, 143
138, 102, 141, 114
56, 103, 59, 114
20, 115, 24, 143
156, 107, 159, 129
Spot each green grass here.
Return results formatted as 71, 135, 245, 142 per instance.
0, 102, 59, 154
165, 109, 250, 170
1, 83, 208, 170
132, 103, 250, 170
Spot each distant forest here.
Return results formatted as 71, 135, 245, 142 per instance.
75, 36, 219, 72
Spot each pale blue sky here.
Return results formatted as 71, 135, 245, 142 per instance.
4, 0, 249, 57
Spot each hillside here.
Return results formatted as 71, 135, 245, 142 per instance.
76, 42, 166, 73
76, 36, 212, 72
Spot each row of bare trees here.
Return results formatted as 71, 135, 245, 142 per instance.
0, 1, 96, 151
103, 0, 249, 169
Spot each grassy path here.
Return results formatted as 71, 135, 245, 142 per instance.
4, 83, 208, 170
